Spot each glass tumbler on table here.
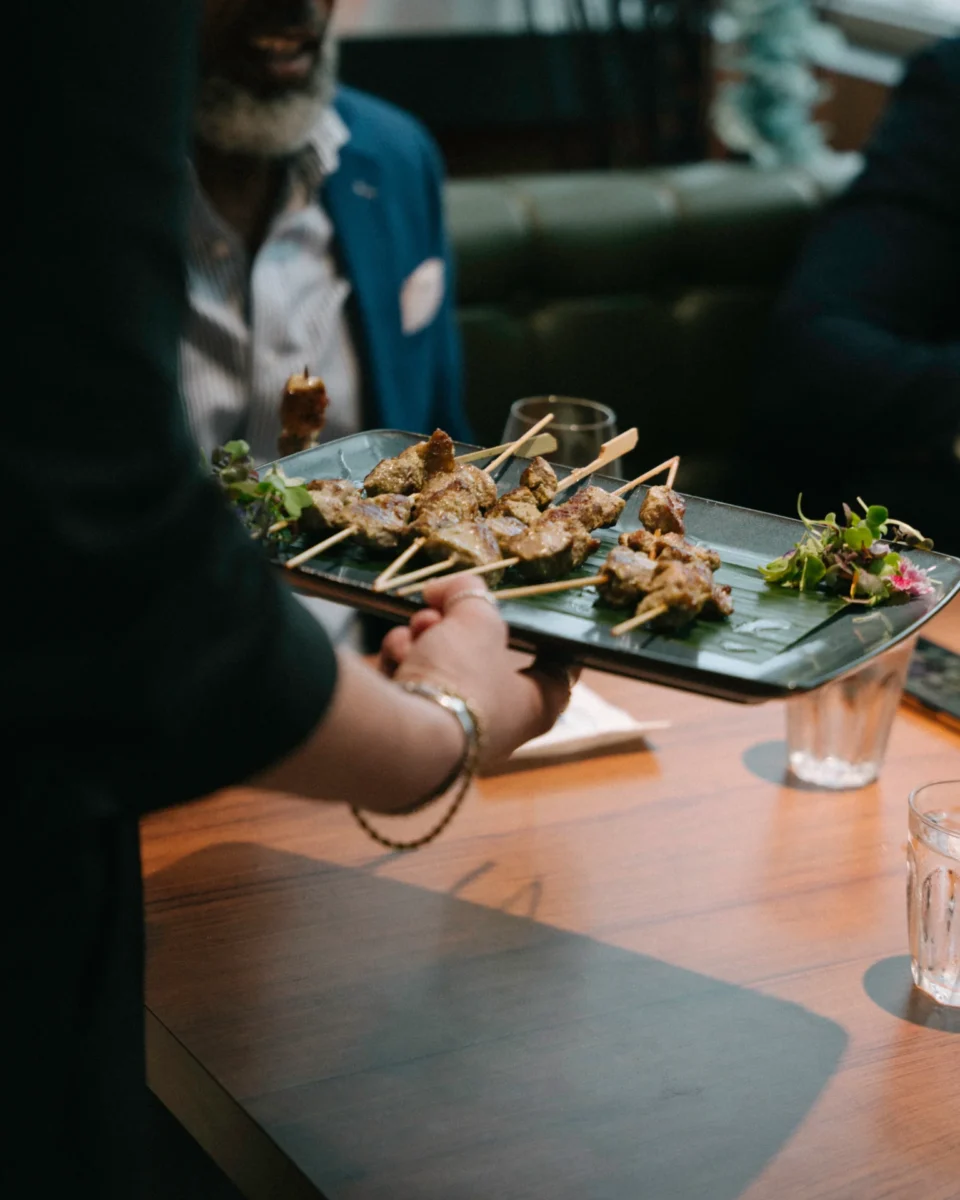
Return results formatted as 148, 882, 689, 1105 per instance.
785, 636, 916, 789
907, 780, 959, 1007
502, 396, 621, 476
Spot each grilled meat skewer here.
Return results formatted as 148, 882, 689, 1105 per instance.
639, 484, 686, 536
278, 369, 329, 457
519, 456, 558, 507
596, 546, 659, 607
619, 528, 721, 570
364, 428, 456, 496
422, 522, 506, 584
418, 462, 498, 512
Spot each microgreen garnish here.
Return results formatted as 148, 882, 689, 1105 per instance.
759, 497, 936, 606
211, 441, 311, 542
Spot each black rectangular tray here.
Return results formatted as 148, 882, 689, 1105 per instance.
262, 431, 960, 704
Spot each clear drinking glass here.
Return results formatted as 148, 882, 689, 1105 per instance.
907, 780, 960, 1007
502, 396, 621, 476
785, 636, 917, 789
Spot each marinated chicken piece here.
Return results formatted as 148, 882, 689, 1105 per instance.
556, 485, 625, 530
278, 369, 329, 456
618, 528, 721, 570
519, 456, 558, 507
351, 494, 415, 551
596, 546, 659, 608
633, 560, 714, 630
302, 478, 361, 534
418, 463, 497, 512
363, 430, 455, 496
508, 514, 600, 582
407, 479, 480, 537
423, 522, 506, 584
639, 485, 686, 535
489, 486, 542, 527
483, 514, 529, 553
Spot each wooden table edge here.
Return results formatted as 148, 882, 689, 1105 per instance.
145, 1007, 323, 1200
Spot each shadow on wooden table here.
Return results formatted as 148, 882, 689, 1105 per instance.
863, 955, 960, 1034
146, 843, 848, 1200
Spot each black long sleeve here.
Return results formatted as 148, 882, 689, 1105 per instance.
5, 1, 338, 832
740, 38, 960, 546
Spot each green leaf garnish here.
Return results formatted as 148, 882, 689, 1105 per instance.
761, 496, 931, 608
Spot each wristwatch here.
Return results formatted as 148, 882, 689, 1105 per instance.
396, 680, 483, 813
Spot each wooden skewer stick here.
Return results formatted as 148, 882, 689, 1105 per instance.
268, 519, 290, 535
553, 428, 639, 498
380, 556, 458, 591
611, 604, 669, 637
482, 412, 556, 475
373, 537, 425, 591
491, 574, 606, 602
611, 455, 680, 499
284, 525, 357, 570
455, 431, 558, 466
395, 556, 520, 597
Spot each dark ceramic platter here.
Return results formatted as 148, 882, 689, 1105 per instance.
263, 431, 960, 704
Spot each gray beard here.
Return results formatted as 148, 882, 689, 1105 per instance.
195, 35, 338, 158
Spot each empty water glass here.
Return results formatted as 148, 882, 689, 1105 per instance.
785, 636, 917, 789
907, 780, 959, 1007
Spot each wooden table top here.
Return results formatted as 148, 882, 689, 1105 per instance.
142, 602, 960, 1200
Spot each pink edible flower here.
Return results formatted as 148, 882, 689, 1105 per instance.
889, 558, 934, 598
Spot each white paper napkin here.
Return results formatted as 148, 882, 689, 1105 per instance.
507, 683, 669, 766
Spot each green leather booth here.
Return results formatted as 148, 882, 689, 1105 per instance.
446, 160, 857, 499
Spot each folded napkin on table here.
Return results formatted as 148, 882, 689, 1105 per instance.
505, 683, 669, 768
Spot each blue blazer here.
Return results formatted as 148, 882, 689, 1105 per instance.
325, 86, 471, 442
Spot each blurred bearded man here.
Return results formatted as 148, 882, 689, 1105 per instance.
183, 0, 468, 469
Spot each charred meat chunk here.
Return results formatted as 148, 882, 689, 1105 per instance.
278, 370, 329, 456
490, 486, 542, 526
351, 494, 415, 551
363, 430, 456, 496
618, 528, 721, 570
639, 485, 686, 536
418, 463, 497, 512
423, 522, 506, 584
556, 485, 625, 530
408, 479, 481, 537
302, 478, 361, 534
635, 560, 714, 630
422, 428, 457, 478
703, 582, 735, 620
519, 456, 558, 507
508, 513, 599, 582
484, 514, 529, 553
597, 547, 659, 608
364, 443, 428, 496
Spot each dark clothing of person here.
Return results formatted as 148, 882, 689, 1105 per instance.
739, 37, 960, 549
4, 2, 337, 1193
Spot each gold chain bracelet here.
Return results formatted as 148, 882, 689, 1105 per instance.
349, 680, 483, 852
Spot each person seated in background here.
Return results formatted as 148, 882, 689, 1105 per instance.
741, 36, 959, 550
183, 0, 469, 467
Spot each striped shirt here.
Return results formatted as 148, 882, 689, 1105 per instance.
180, 106, 361, 467
181, 108, 362, 644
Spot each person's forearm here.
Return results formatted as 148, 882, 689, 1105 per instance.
251, 650, 467, 813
